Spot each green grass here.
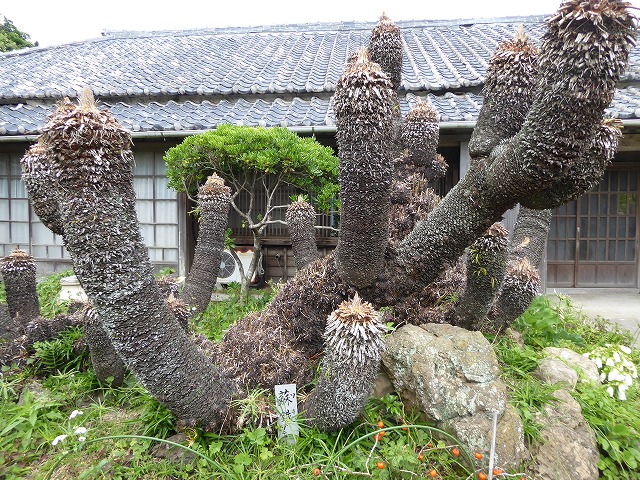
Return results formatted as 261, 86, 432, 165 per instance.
0, 275, 639, 479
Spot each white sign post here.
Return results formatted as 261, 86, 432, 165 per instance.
275, 383, 299, 444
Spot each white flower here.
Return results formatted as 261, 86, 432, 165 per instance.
594, 357, 602, 368
608, 369, 619, 382
618, 387, 627, 401
74, 426, 87, 435
606, 386, 614, 397
78, 436, 86, 442
52, 434, 68, 446
606, 358, 615, 367
620, 345, 632, 354
613, 352, 621, 363
600, 373, 607, 382
69, 410, 84, 420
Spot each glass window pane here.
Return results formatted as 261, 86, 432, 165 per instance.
609, 171, 618, 191
609, 194, 618, 215
550, 218, 557, 237
0, 200, 9, 221
608, 241, 616, 262
629, 218, 636, 239
156, 200, 177, 223
588, 240, 597, 261
566, 217, 576, 239
566, 201, 577, 215
135, 200, 154, 223
558, 218, 566, 238
32, 222, 54, 244
11, 179, 26, 198
11, 200, 29, 219
164, 249, 178, 262
620, 172, 628, 191
134, 153, 154, 175
599, 195, 608, 215
618, 218, 627, 238
10, 157, 22, 176
547, 240, 556, 260
629, 172, 637, 191
579, 239, 587, 261
597, 241, 606, 261
0, 179, 8, 197
588, 218, 597, 238
617, 242, 626, 261
0, 155, 9, 175
608, 218, 617, 237
567, 239, 576, 260
32, 246, 48, 258
629, 193, 637, 215
11, 222, 29, 244
134, 178, 154, 199
155, 225, 178, 247
0, 222, 9, 242
558, 240, 566, 260
155, 177, 174, 199
147, 248, 160, 261
628, 241, 636, 261
140, 224, 154, 245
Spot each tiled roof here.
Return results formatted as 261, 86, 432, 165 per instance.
3, 88, 639, 137
1, 16, 639, 137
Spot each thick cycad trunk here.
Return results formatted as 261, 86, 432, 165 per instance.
40, 93, 237, 429
303, 294, 387, 431
455, 224, 509, 329
181, 174, 231, 315
0, 248, 40, 321
333, 50, 394, 288
286, 197, 319, 271
20, 144, 64, 235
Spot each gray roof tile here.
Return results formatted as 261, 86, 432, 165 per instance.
0, 16, 639, 136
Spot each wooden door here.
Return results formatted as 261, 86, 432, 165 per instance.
547, 169, 639, 287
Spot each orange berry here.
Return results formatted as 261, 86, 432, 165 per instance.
373, 433, 381, 442
429, 469, 438, 477
478, 473, 487, 480
401, 426, 409, 431
417, 454, 424, 461
451, 447, 460, 457
493, 468, 503, 476
376, 461, 385, 470
474, 451, 483, 460
379, 431, 385, 438
427, 443, 433, 448
377, 421, 385, 429
313, 468, 321, 476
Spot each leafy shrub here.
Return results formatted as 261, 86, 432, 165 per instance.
37, 269, 74, 318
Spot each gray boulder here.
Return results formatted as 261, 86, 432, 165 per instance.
534, 347, 600, 389
383, 324, 526, 468
528, 389, 600, 480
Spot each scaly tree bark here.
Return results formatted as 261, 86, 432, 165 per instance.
181, 173, 231, 315
40, 93, 238, 429
286, 197, 319, 271
303, 294, 387, 431
455, 224, 509, 329
333, 49, 394, 288
0, 248, 40, 321
20, 143, 64, 235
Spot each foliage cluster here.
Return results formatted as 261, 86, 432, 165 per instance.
0, 274, 638, 479
0, 17, 37, 52
164, 124, 340, 212
497, 295, 640, 480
